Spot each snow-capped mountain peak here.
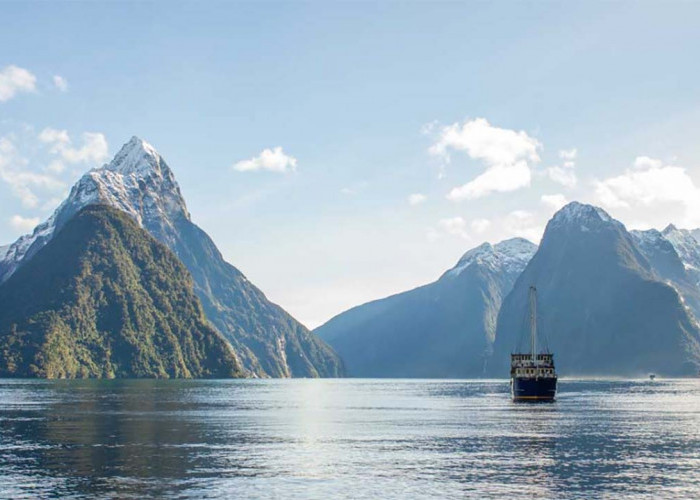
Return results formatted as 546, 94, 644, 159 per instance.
549, 201, 623, 233
106, 136, 168, 177
0, 137, 190, 282
494, 237, 538, 261
553, 201, 612, 223
445, 237, 536, 278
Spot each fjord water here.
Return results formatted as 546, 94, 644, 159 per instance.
1, 379, 699, 499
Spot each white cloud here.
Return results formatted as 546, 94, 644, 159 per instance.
62, 132, 108, 163
9, 214, 39, 232
559, 148, 577, 161
470, 218, 491, 234
39, 128, 70, 148
438, 216, 468, 238
633, 155, 663, 170
547, 165, 577, 188
503, 209, 543, 243
541, 193, 568, 210
429, 118, 541, 165
428, 118, 541, 200
45, 160, 65, 174
509, 209, 533, 220
0, 137, 66, 208
594, 157, 700, 226
39, 128, 108, 164
0, 65, 36, 102
0, 130, 105, 209
408, 193, 427, 205
53, 75, 68, 92
546, 148, 578, 188
233, 147, 297, 173
447, 160, 531, 200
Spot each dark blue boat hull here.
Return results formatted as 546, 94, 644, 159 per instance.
511, 377, 557, 401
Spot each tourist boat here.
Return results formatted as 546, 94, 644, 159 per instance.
510, 286, 557, 401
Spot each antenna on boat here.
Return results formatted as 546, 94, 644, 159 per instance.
529, 286, 537, 365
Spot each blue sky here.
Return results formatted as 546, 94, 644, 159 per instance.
2, 1, 700, 327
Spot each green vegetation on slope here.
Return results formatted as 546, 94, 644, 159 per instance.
0, 205, 243, 379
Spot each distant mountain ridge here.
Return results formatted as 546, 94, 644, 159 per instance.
491, 202, 700, 377
315, 238, 536, 377
318, 201, 700, 378
0, 205, 243, 378
661, 224, 700, 286
0, 137, 343, 378
631, 227, 700, 322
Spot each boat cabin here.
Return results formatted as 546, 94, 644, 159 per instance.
510, 353, 556, 378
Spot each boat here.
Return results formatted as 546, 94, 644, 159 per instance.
510, 286, 557, 402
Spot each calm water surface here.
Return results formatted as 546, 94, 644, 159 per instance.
1, 379, 699, 499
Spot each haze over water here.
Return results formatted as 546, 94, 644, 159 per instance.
1, 379, 699, 499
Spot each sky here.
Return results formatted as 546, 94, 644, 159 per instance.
2, 1, 700, 328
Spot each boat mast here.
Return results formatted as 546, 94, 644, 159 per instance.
529, 286, 537, 365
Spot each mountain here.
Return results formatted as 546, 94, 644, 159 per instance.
315, 238, 536, 377
661, 224, 700, 287
490, 202, 700, 377
631, 227, 700, 320
691, 229, 700, 246
0, 137, 343, 378
0, 205, 243, 379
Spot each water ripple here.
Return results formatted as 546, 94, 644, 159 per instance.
0, 379, 699, 498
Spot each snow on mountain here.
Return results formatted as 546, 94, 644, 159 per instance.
316, 237, 537, 377
630, 228, 699, 302
491, 202, 700, 377
0, 137, 189, 282
0, 136, 344, 378
630, 227, 700, 328
662, 224, 700, 277
630, 228, 676, 265
548, 201, 623, 233
445, 238, 536, 278
691, 229, 700, 244
494, 237, 539, 266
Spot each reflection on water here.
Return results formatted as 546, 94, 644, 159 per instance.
1, 379, 699, 499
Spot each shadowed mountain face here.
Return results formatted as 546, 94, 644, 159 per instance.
491, 202, 700, 377
631, 227, 700, 321
0, 137, 343, 378
0, 206, 243, 379
315, 238, 536, 377
661, 224, 700, 286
